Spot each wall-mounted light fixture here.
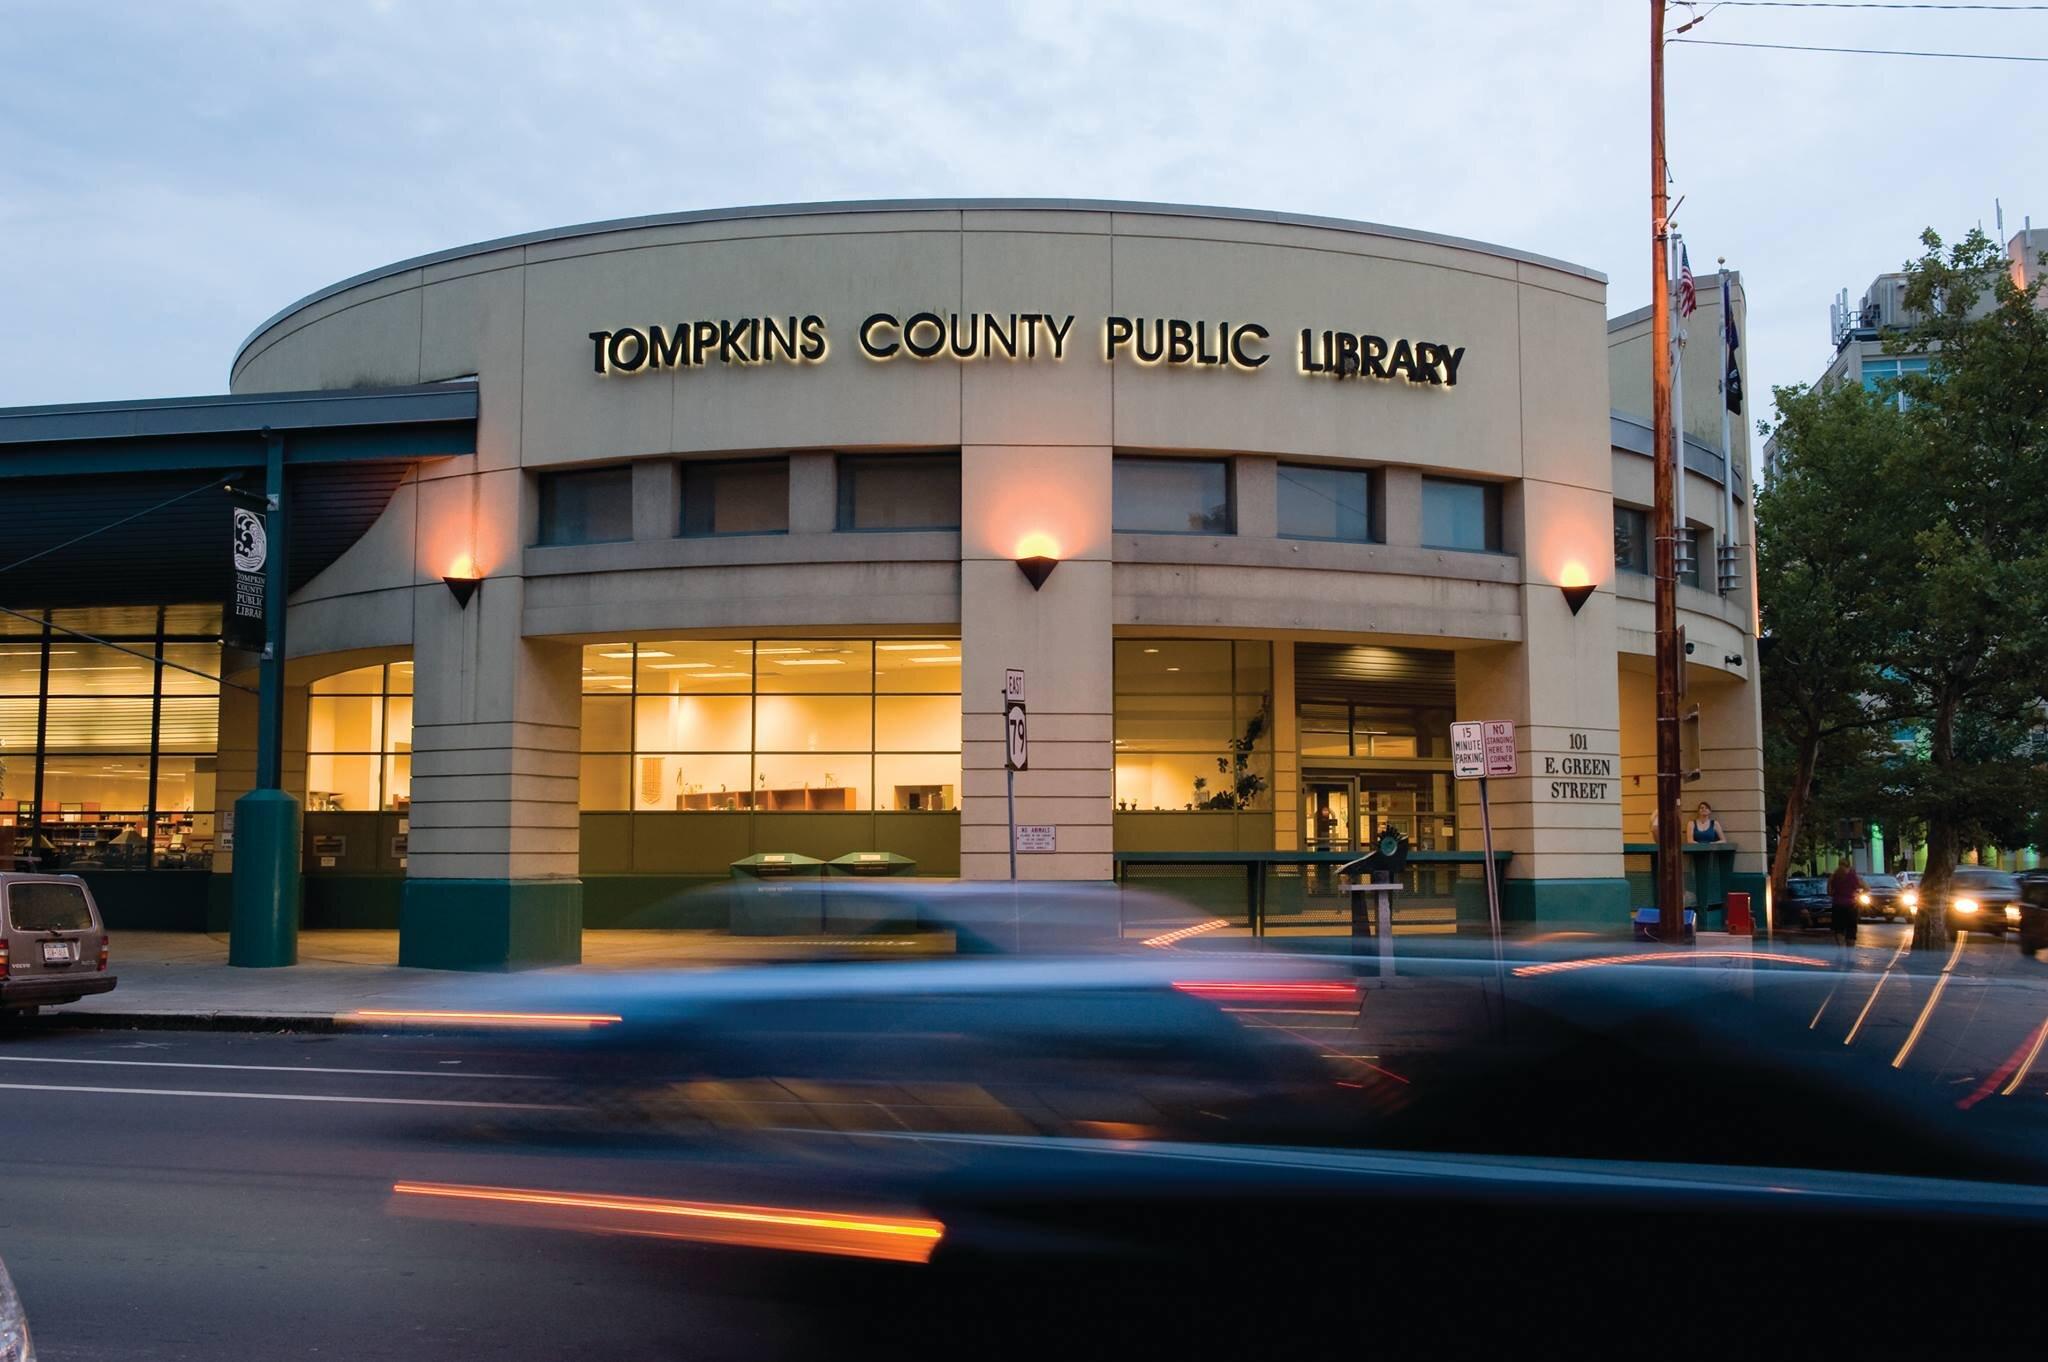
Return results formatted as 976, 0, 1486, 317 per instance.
1723, 653, 1743, 667
1558, 562, 1595, 616
444, 554, 482, 609
1014, 533, 1060, 591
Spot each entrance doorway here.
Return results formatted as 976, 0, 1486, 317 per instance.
1301, 772, 1455, 853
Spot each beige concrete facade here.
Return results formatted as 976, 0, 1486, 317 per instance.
222, 201, 1763, 945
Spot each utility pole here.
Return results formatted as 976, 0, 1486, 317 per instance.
1650, 0, 1686, 943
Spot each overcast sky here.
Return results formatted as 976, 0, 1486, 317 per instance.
3, 0, 2043, 423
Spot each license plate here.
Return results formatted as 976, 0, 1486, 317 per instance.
40, 941, 74, 964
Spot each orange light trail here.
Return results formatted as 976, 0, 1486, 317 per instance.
1511, 950, 1828, 978
391, 1182, 943, 1264
349, 1009, 622, 1028
1173, 981, 1359, 1005
1890, 934, 1966, 1070
2001, 1014, 2048, 1097
1143, 918, 1229, 948
1842, 935, 1913, 1046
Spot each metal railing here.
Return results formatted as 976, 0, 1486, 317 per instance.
1113, 850, 1511, 938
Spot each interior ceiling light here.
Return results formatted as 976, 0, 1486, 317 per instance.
876, 643, 952, 652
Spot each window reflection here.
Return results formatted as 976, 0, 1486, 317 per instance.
0, 606, 224, 872
581, 639, 962, 813
304, 662, 411, 812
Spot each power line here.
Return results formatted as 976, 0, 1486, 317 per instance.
1673, 36, 2048, 56
1712, 3, 2048, 10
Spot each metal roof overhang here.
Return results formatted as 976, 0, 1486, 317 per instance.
0, 383, 477, 609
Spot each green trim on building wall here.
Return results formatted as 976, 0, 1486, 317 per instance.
78, 871, 212, 931
1499, 877, 1633, 928
399, 878, 582, 971
304, 875, 404, 929
581, 875, 729, 928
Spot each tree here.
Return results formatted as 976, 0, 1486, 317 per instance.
1886, 228, 2048, 949
1756, 379, 1912, 900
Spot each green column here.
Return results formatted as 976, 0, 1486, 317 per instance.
229, 432, 302, 968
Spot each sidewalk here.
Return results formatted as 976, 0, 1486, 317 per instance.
33, 929, 954, 1030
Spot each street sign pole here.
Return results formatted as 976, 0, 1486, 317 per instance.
1479, 774, 1501, 943
1004, 670, 1027, 883
1451, 721, 1513, 953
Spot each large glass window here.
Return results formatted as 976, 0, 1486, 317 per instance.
681, 458, 788, 537
1114, 457, 1233, 535
1278, 464, 1372, 542
537, 465, 634, 545
1113, 640, 1272, 811
0, 605, 222, 872
581, 639, 961, 812
306, 662, 412, 812
1614, 505, 1650, 575
1421, 477, 1501, 552
836, 455, 961, 531
1862, 355, 1930, 411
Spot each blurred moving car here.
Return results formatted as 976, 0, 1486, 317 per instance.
2017, 871, 2048, 956
1941, 866, 2023, 937
0, 1251, 33, 1361
0, 873, 114, 1016
1857, 872, 1903, 921
1780, 875, 1832, 929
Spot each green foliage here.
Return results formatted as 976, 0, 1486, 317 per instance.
1195, 697, 1271, 811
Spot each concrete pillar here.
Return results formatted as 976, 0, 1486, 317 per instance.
631, 460, 678, 541
1235, 456, 1278, 539
1379, 469, 1422, 547
788, 451, 837, 535
959, 445, 1113, 881
399, 510, 582, 968
1455, 581, 1628, 924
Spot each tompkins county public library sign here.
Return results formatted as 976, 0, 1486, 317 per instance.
586, 312, 1467, 387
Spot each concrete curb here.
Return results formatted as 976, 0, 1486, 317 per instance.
39, 1010, 349, 1033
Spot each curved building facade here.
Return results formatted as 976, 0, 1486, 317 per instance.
196, 199, 1760, 964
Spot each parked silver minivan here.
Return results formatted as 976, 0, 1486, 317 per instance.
0, 873, 115, 1015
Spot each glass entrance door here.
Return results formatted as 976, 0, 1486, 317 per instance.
1303, 779, 1354, 855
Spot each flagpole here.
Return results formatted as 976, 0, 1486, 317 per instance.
1718, 260, 1737, 591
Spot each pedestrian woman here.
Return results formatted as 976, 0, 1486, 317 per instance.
1689, 802, 1724, 844
1827, 855, 1863, 947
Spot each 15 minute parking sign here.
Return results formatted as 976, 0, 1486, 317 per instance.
1451, 720, 1516, 779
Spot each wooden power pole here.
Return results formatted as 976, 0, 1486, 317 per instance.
1650, 0, 1686, 943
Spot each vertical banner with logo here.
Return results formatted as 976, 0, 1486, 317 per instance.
226, 495, 269, 653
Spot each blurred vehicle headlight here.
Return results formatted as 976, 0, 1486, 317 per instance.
2005, 905, 2022, 924
1856, 892, 1871, 906
0, 1254, 33, 1362
1953, 897, 1980, 915
1902, 889, 1919, 909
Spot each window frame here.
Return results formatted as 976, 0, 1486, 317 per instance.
1277, 463, 1376, 544
1111, 455, 1237, 537
834, 453, 962, 533
1419, 476, 1503, 553
536, 464, 635, 547
679, 457, 791, 539
1614, 504, 1651, 576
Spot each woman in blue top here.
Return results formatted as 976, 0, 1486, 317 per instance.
1689, 802, 1724, 843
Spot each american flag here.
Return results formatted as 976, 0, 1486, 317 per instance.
1677, 244, 1697, 318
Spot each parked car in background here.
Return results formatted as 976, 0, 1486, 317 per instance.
1940, 867, 2023, 938
1858, 873, 1904, 921
1780, 876, 1831, 930
0, 873, 115, 1015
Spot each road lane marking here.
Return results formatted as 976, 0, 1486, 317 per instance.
1843, 935, 1914, 1046
1890, 934, 1967, 1069
0, 1080, 563, 1110
0, 1055, 539, 1080
2002, 1015, 2048, 1097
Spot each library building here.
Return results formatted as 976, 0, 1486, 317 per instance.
0, 199, 1764, 967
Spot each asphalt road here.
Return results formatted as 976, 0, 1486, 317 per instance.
0, 927, 2043, 1360
0, 1027, 837, 1361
